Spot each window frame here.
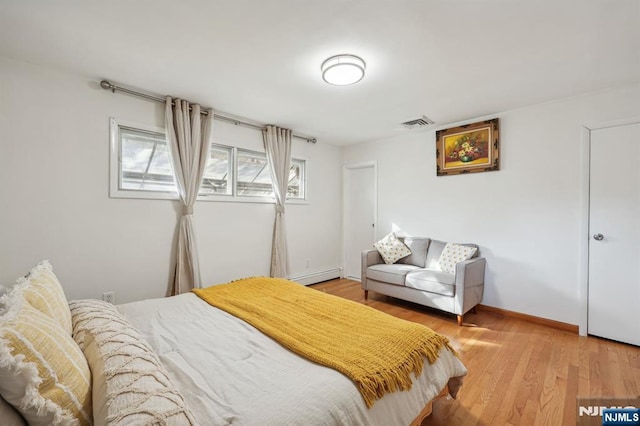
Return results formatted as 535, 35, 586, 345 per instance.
109, 118, 308, 204
109, 118, 179, 200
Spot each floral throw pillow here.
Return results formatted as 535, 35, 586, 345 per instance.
438, 243, 478, 274
373, 232, 412, 265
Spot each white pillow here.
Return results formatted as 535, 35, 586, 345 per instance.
374, 232, 412, 264
438, 243, 478, 274
0, 395, 26, 426
69, 299, 195, 426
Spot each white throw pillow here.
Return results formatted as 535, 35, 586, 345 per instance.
374, 232, 412, 264
0, 395, 26, 426
438, 243, 478, 274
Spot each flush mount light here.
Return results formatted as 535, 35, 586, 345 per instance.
321, 54, 366, 86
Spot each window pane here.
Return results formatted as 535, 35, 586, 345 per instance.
288, 159, 305, 199
119, 127, 177, 193
147, 143, 173, 176
237, 150, 271, 197
236, 149, 305, 199
121, 137, 153, 173
200, 144, 232, 195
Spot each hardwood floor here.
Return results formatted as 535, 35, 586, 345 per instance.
311, 279, 640, 426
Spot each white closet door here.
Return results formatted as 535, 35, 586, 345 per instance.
588, 122, 640, 346
344, 164, 376, 281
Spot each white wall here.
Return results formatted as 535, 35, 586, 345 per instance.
0, 56, 342, 303
342, 83, 640, 326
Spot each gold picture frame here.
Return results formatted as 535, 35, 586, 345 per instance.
436, 118, 500, 176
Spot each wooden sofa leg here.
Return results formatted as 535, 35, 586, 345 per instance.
457, 315, 463, 326
364, 290, 369, 300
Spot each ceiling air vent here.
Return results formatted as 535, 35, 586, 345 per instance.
402, 116, 435, 129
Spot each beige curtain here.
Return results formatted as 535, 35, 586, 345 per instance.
165, 96, 213, 294
263, 125, 292, 278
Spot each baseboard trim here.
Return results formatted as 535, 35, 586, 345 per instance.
478, 304, 579, 334
291, 268, 342, 286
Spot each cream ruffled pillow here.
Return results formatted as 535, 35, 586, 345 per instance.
0, 282, 92, 425
70, 299, 195, 426
374, 232, 412, 264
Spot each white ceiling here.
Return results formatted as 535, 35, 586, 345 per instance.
1, 0, 638, 145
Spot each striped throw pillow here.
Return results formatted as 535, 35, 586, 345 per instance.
0, 284, 92, 425
21, 260, 72, 334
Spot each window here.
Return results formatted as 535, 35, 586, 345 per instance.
119, 126, 177, 193
237, 149, 305, 199
110, 119, 177, 199
110, 118, 306, 202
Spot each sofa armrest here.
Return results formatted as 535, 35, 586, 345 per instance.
453, 257, 486, 315
361, 249, 383, 285
454, 257, 486, 288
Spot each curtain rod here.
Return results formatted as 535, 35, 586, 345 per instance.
99, 80, 317, 144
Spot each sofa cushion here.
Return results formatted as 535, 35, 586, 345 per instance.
367, 264, 421, 286
405, 270, 456, 296
373, 232, 412, 264
438, 243, 479, 274
425, 240, 448, 270
397, 237, 430, 268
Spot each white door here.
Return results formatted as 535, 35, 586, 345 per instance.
588, 122, 640, 346
344, 163, 376, 280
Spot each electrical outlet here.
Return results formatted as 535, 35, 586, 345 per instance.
102, 291, 115, 304
305, 259, 310, 268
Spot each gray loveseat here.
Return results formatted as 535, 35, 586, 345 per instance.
361, 237, 486, 325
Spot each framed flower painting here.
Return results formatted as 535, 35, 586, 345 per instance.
436, 118, 500, 176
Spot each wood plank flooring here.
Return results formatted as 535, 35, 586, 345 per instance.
310, 279, 640, 426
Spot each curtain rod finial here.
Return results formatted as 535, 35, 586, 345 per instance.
100, 80, 113, 91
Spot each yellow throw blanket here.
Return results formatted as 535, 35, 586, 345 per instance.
193, 277, 454, 408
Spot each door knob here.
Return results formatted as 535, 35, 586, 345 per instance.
593, 233, 604, 241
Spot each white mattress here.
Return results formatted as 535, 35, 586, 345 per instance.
118, 293, 467, 426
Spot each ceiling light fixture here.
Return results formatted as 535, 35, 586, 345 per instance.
321, 54, 366, 86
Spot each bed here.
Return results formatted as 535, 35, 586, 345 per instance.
0, 261, 467, 425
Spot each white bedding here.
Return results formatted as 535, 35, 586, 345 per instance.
118, 293, 467, 426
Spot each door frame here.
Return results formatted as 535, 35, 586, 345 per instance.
579, 117, 640, 336
343, 161, 378, 281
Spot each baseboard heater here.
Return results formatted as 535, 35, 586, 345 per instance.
291, 268, 342, 286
